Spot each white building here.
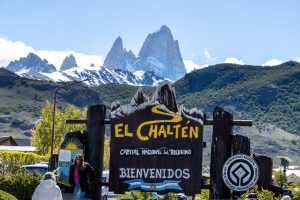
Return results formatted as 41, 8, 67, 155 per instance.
273, 166, 300, 183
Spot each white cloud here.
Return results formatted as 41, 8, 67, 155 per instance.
191, 50, 215, 62
204, 50, 212, 60
184, 60, 209, 73
262, 59, 284, 66
224, 57, 244, 65
36, 50, 103, 70
0, 37, 103, 70
0, 38, 34, 67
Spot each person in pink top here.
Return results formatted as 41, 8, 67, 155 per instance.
69, 154, 95, 200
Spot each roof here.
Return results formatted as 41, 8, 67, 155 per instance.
0, 136, 17, 146
0, 146, 36, 152
14, 138, 31, 146
21, 163, 48, 168
287, 170, 300, 177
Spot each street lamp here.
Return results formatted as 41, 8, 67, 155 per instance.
50, 79, 89, 167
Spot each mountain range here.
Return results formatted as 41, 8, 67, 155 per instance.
5, 25, 187, 86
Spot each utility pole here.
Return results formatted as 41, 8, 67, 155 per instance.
50, 79, 89, 170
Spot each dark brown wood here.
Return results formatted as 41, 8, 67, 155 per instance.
130, 87, 148, 105
66, 119, 110, 124
153, 83, 178, 112
66, 119, 87, 124
205, 119, 253, 126
104, 119, 110, 124
231, 134, 251, 198
253, 155, 273, 190
231, 134, 251, 156
210, 107, 233, 199
86, 105, 106, 200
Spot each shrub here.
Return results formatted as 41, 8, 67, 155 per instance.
288, 181, 300, 198
237, 185, 281, 200
0, 150, 48, 172
117, 190, 152, 200
195, 189, 209, 199
0, 170, 42, 200
0, 190, 17, 200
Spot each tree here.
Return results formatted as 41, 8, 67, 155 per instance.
31, 100, 87, 155
288, 181, 300, 198
273, 169, 288, 187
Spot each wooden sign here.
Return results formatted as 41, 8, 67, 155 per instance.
109, 83, 204, 195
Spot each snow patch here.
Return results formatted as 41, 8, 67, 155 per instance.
133, 70, 145, 80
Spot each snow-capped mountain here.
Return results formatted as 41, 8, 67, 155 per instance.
103, 25, 186, 81
6, 53, 56, 73
6, 53, 167, 86
5, 25, 185, 85
138, 25, 186, 81
103, 37, 138, 72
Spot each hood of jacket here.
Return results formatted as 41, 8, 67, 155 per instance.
40, 179, 56, 189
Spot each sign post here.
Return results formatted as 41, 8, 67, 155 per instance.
109, 84, 204, 196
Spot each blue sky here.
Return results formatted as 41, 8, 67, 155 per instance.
1, 0, 300, 71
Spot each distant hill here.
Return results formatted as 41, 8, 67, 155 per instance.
174, 61, 300, 135
0, 62, 299, 165
0, 67, 100, 137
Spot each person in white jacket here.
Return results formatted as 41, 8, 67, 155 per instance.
32, 172, 62, 200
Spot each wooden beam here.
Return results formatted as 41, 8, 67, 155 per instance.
66, 119, 87, 124
205, 119, 253, 126
66, 119, 252, 126
209, 107, 232, 199
231, 134, 251, 198
86, 105, 106, 200
253, 155, 273, 190
66, 119, 111, 124
104, 119, 110, 124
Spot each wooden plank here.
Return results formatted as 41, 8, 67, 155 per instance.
86, 105, 106, 200
253, 155, 273, 190
66, 119, 110, 124
205, 119, 253, 126
231, 134, 251, 198
209, 107, 233, 199
66, 119, 87, 124
231, 134, 251, 155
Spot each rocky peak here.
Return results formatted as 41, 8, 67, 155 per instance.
60, 54, 77, 71
138, 25, 186, 81
101, 25, 187, 80
104, 37, 137, 72
6, 53, 56, 73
